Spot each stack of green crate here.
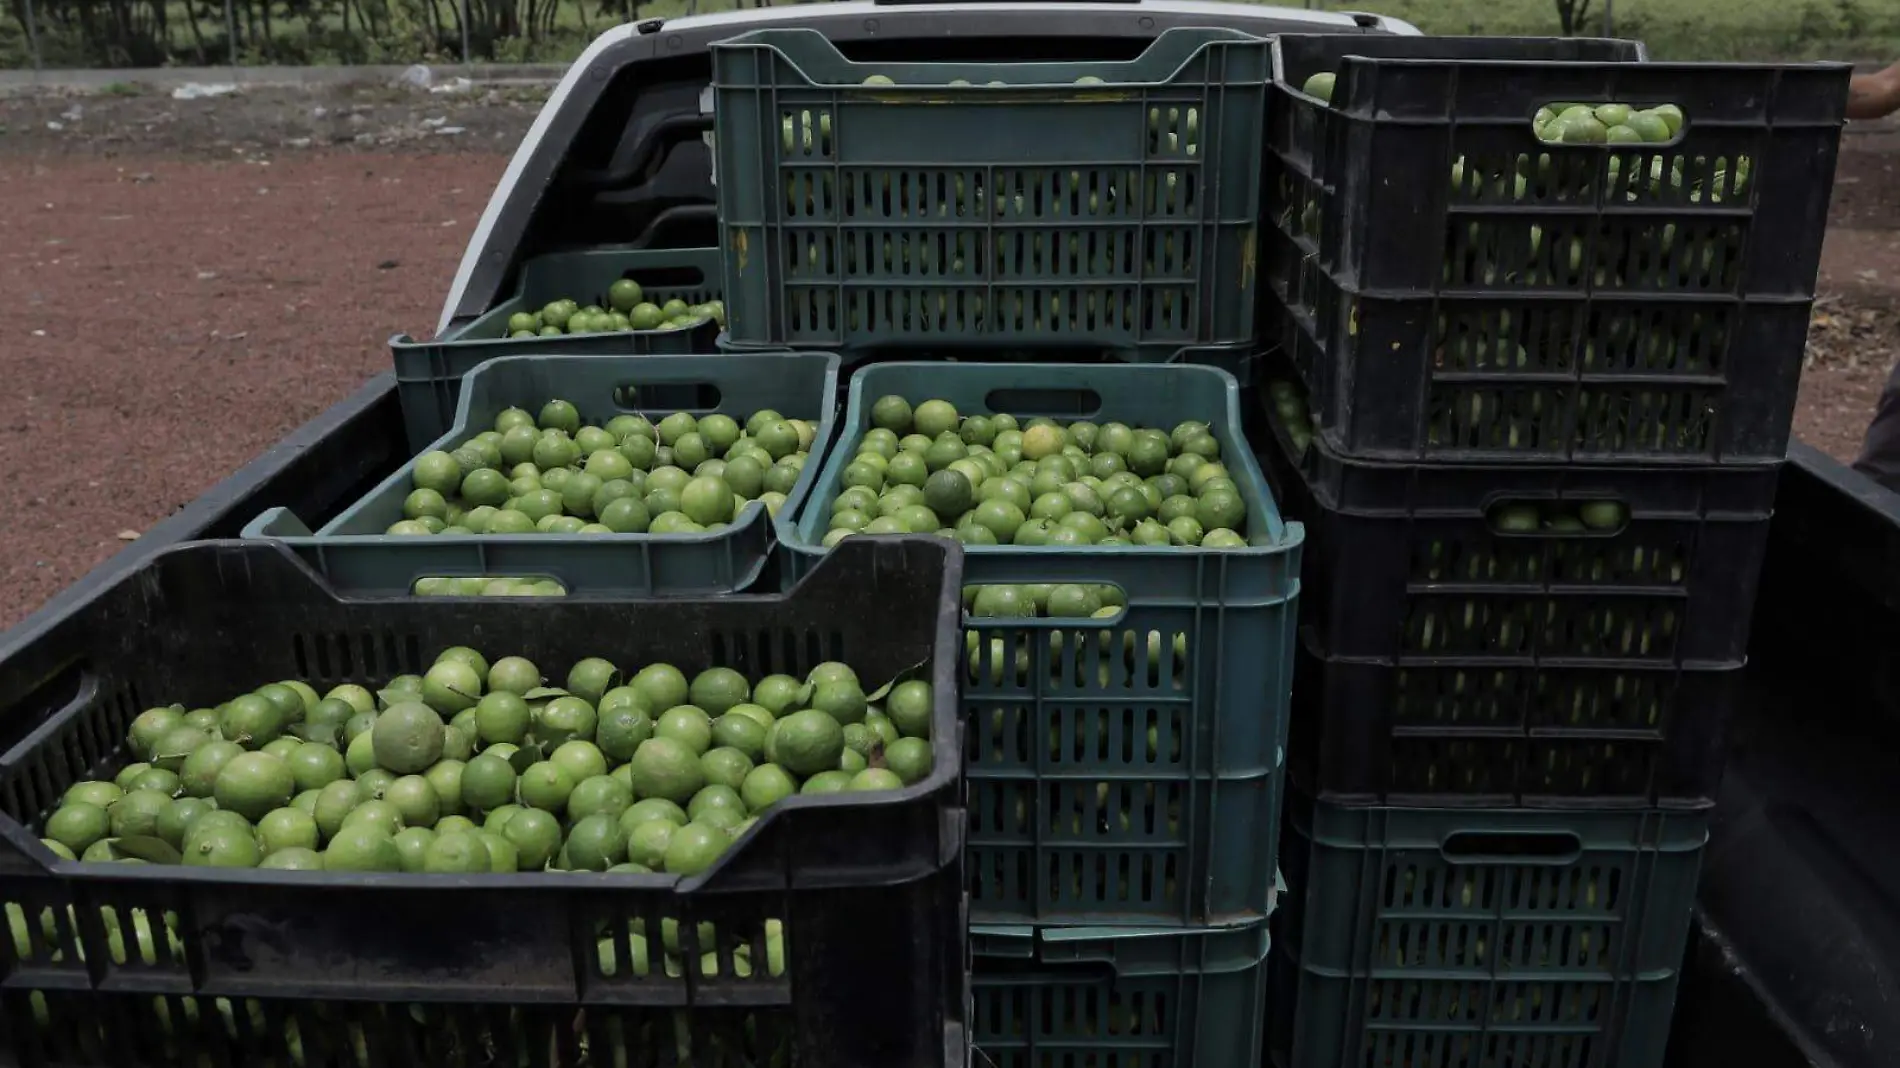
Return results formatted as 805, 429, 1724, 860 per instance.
778, 361, 1305, 1068
1260, 32, 1849, 1068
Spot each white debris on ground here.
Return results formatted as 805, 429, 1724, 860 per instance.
171, 83, 238, 101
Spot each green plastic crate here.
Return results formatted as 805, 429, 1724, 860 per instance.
782, 361, 1303, 926
389, 248, 724, 451
972, 922, 1270, 1068
711, 27, 1268, 359
244, 351, 838, 596
1270, 796, 1707, 1068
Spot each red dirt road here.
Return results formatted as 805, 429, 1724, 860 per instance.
0, 151, 505, 621
0, 86, 1897, 629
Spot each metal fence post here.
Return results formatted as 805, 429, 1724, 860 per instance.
459, 0, 471, 66
224, 0, 237, 67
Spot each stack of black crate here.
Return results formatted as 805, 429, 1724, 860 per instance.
1255, 34, 1849, 1068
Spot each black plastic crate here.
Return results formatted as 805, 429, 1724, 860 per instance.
1256, 383, 1770, 807
1267, 34, 1849, 464
1268, 791, 1706, 1068
0, 538, 966, 1068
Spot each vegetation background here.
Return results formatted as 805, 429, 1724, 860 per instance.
4, 0, 1898, 70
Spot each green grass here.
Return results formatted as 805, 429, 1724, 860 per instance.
1308, 0, 1900, 61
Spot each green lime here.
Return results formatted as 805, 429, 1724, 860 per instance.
479, 831, 519, 872
325, 684, 378, 717
740, 764, 797, 811
849, 768, 904, 791
258, 807, 321, 853
219, 694, 285, 748
518, 762, 577, 815
768, 710, 845, 777
343, 800, 405, 838
503, 808, 562, 870
565, 814, 628, 871
108, 790, 173, 839
324, 825, 401, 872
286, 742, 347, 792
312, 779, 364, 841
871, 395, 913, 433
372, 703, 446, 775
177, 739, 241, 798
46, 802, 111, 855
700, 748, 755, 791
261, 847, 324, 871
483, 804, 525, 834
621, 797, 688, 830
800, 771, 854, 795
568, 775, 634, 823
662, 822, 730, 876
129, 706, 185, 761
356, 768, 397, 801
883, 737, 933, 784
391, 826, 436, 872
688, 668, 751, 716
751, 676, 802, 718
710, 714, 768, 762
155, 797, 213, 848
126, 767, 180, 799
65, 780, 124, 809
417, 831, 488, 874
487, 656, 542, 696
596, 705, 654, 762
626, 737, 706, 805
436, 815, 479, 837
550, 740, 609, 783
384, 775, 440, 828
630, 663, 689, 712
563, 657, 619, 706
810, 681, 867, 726
656, 706, 714, 755
185, 824, 263, 868
535, 696, 597, 749
626, 819, 677, 870
461, 755, 518, 811
420, 660, 484, 716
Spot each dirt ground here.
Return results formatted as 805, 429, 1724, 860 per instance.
0, 83, 1897, 628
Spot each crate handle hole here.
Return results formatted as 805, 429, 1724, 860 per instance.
410, 576, 568, 597
612, 382, 723, 412
984, 388, 1102, 419
1487, 499, 1628, 536
0, 659, 98, 766
1441, 830, 1582, 865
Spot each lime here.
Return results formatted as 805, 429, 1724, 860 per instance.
436, 815, 478, 837
810, 681, 868, 726
568, 774, 634, 822
631, 663, 690, 711
656, 706, 714, 755
181, 740, 245, 798
357, 767, 397, 801
312, 780, 364, 841
391, 827, 436, 872
65, 780, 123, 809
710, 714, 768, 762
46, 802, 111, 855
253, 683, 309, 725
517, 761, 576, 815
321, 825, 400, 872
459, 756, 516, 813
283, 742, 345, 793
155, 797, 213, 848
559, 658, 617, 706
550, 741, 609, 785
502, 808, 562, 870
626, 819, 677, 869
129, 765, 182, 796
807, 662, 859, 690
483, 805, 525, 835
108, 790, 173, 839
185, 824, 263, 868
883, 737, 934, 785
769, 710, 845, 777
800, 771, 854, 795
261, 847, 324, 872
425, 759, 466, 815
596, 705, 654, 762
564, 814, 628, 871
343, 800, 405, 838
621, 797, 689, 830
373, 703, 446, 774
325, 684, 377, 717
688, 667, 751, 716
383, 775, 440, 827
262, 737, 303, 761
129, 706, 185, 760
912, 400, 958, 439
219, 694, 286, 748
420, 660, 483, 716
687, 784, 745, 823
486, 656, 542, 696
662, 822, 729, 876
849, 768, 904, 791
258, 808, 321, 854
479, 831, 519, 872
422, 831, 491, 874
537, 697, 598, 748
626, 737, 707, 805
740, 765, 797, 812
700, 748, 755, 792
871, 395, 913, 432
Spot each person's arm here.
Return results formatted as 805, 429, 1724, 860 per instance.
1849, 62, 1900, 120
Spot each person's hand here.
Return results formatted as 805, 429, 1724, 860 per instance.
1850, 62, 1900, 120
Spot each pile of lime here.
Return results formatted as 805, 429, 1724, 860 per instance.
412, 576, 568, 597
818, 395, 1250, 550
1534, 102, 1683, 146
38, 647, 935, 880
502, 282, 724, 339
388, 400, 816, 537
1265, 381, 1314, 455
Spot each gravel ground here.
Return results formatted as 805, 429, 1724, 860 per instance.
0, 83, 1896, 628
